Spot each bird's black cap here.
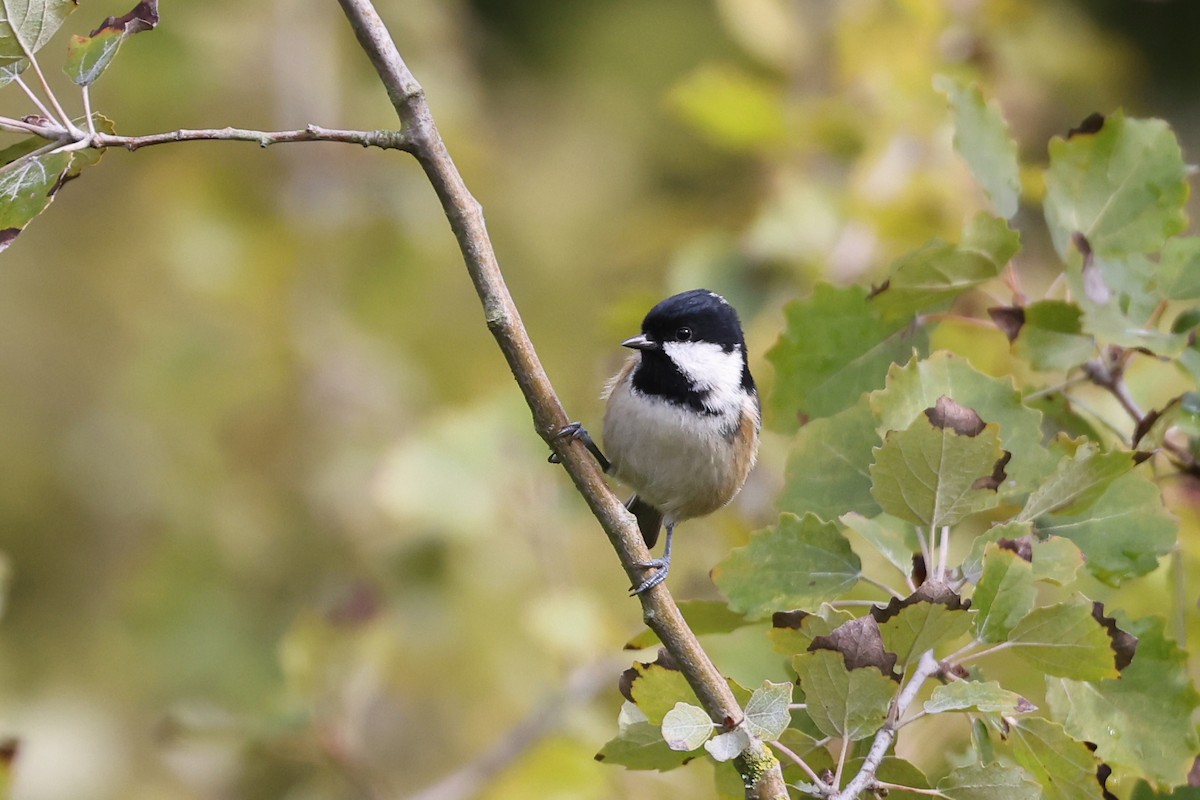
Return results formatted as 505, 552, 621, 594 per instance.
640, 289, 746, 351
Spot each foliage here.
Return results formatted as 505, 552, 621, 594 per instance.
600, 79, 1200, 799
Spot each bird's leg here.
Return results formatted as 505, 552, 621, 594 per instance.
630, 522, 674, 595
547, 422, 611, 472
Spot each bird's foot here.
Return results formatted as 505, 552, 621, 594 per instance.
629, 554, 670, 595
547, 422, 610, 472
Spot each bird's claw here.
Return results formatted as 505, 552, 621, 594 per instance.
629, 556, 670, 595
547, 422, 610, 472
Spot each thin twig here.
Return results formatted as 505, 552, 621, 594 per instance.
832, 650, 941, 800
92, 124, 411, 152
873, 781, 947, 797
859, 574, 905, 599
330, 1, 787, 798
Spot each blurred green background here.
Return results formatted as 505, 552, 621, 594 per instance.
0, 0, 1198, 797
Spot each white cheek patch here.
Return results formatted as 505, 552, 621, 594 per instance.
662, 341, 745, 411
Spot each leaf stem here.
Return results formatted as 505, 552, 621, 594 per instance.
19, 50, 77, 136
937, 525, 950, 580
859, 574, 905, 600
873, 781, 948, 798
954, 640, 1013, 666
81, 86, 97, 139
767, 739, 824, 787
12, 75, 57, 124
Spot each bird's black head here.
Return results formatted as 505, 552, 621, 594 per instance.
624, 289, 756, 411
640, 289, 747, 352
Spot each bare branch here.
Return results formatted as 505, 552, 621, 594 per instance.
91, 124, 410, 152
330, 0, 788, 797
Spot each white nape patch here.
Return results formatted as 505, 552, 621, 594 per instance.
662, 340, 745, 413
707, 291, 729, 305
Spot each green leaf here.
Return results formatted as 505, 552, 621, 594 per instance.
629, 662, 700, 725
1131, 782, 1200, 800
779, 395, 880, 522
766, 283, 928, 432
62, 1, 158, 86
1063, 247, 1183, 354
661, 702, 712, 751
1009, 717, 1104, 800
1048, 615, 1200, 786
596, 701, 695, 771
972, 544, 1036, 643
875, 591, 974, 666
1031, 536, 1084, 586
871, 352, 1056, 492
0, 0, 77, 61
870, 396, 1007, 529
1036, 469, 1176, 585
1007, 596, 1118, 680
0, 57, 26, 85
961, 520, 1029, 585
843, 756, 933, 800
712, 513, 861, 618
1156, 236, 1200, 299
840, 512, 918, 578
1016, 445, 1133, 523
1010, 300, 1096, 372
924, 680, 1034, 714
625, 600, 750, 649
937, 762, 1040, 800
792, 649, 895, 741
0, 150, 72, 253
743, 681, 792, 741
934, 76, 1021, 219
1044, 113, 1188, 258
871, 214, 1020, 318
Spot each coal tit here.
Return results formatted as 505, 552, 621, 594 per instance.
556, 289, 760, 594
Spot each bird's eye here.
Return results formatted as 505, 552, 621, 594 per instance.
675, 326, 692, 341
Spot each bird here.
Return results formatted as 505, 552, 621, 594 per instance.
553, 289, 760, 594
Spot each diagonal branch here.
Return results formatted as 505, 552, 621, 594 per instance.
330, 1, 787, 797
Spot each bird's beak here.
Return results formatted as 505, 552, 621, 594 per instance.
622, 334, 659, 351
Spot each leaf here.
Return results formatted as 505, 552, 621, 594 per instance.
704, 728, 751, 762
871, 396, 1008, 529
766, 283, 928, 432
1063, 244, 1183, 354
1030, 536, 1084, 586
625, 600, 749, 649
1157, 236, 1200, 299
924, 680, 1034, 715
0, 0, 78, 61
780, 395, 880, 522
743, 681, 792, 741
1009, 300, 1096, 372
661, 702, 712, 752
934, 75, 1021, 219
972, 543, 1037, 643
870, 214, 1020, 318
962, 520, 1030, 585
1007, 596, 1118, 681
937, 762, 1040, 800
792, 649, 895, 741
871, 352, 1056, 492
712, 513, 861, 618
1044, 113, 1188, 259
1010, 717, 1104, 800
872, 584, 973, 666
628, 662, 699, 725
840, 512, 918, 578
0, 57, 26, 86
595, 702, 695, 771
0, 150, 72, 253
1036, 469, 1176, 585
810, 615, 899, 676
63, 0, 158, 86
769, 603, 855, 656
1048, 615, 1200, 786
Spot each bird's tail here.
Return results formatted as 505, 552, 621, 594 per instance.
626, 495, 663, 549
